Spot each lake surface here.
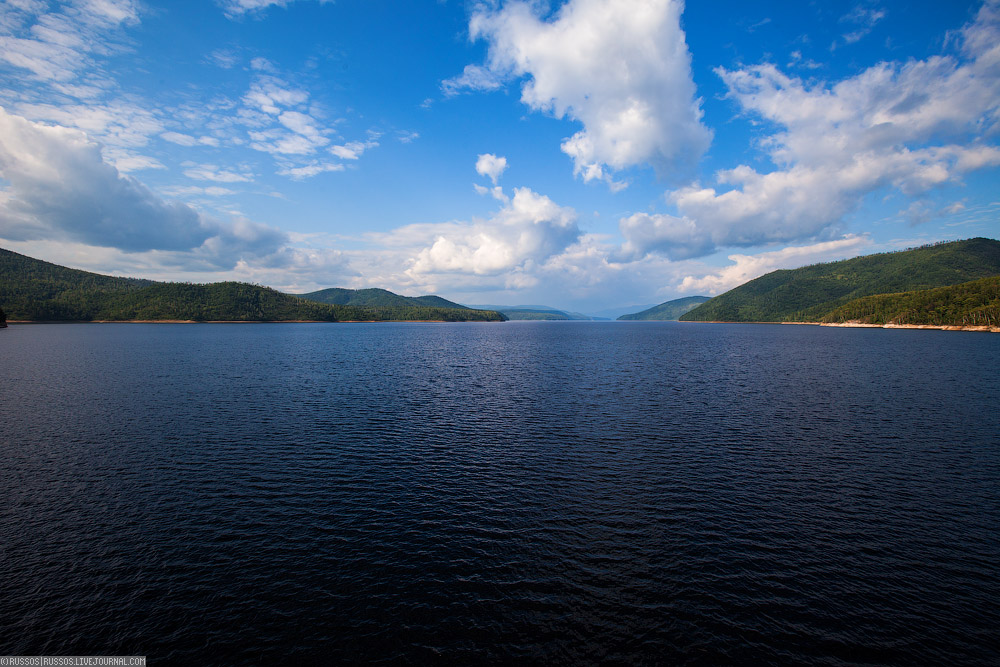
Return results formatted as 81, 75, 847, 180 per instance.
1, 322, 998, 665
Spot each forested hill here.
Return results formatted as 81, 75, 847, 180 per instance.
820, 276, 1000, 328
468, 304, 595, 320
298, 287, 469, 311
0, 248, 505, 322
618, 296, 710, 320
680, 238, 1000, 323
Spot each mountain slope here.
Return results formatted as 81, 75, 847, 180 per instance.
469, 304, 593, 320
681, 238, 1000, 322
298, 287, 469, 311
0, 248, 505, 322
618, 296, 710, 321
820, 275, 1000, 327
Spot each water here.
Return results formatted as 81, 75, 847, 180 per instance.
1, 322, 997, 665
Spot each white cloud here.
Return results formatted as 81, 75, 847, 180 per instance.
219, 0, 334, 20
242, 77, 309, 117
183, 164, 254, 183
618, 212, 713, 261
278, 110, 328, 147
17, 100, 163, 146
902, 199, 968, 226
0, 0, 137, 83
475, 153, 508, 184
110, 153, 164, 172
276, 162, 345, 179
466, 0, 712, 185
0, 107, 208, 251
330, 138, 379, 160
441, 64, 504, 96
403, 187, 580, 280
0, 107, 286, 266
627, 1, 1000, 260
161, 185, 239, 197
235, 71, 375, 169
474, 184, 508, 202
161, 131, 220, 147
841, 5, 886, 44
206, 48, 240, 69
678, 236, 871, 295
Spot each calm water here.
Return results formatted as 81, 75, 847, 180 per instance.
1, 322, 998, 665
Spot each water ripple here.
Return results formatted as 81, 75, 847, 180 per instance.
0, 322, 998, 665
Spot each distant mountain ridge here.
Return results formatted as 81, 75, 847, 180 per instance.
681, 238, 1000, 323
468, 304, 595, 320
618, 296, 710, 321
0, 248, 505, 323
299, 287, 470, 311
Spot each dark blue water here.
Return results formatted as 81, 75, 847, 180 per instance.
1, 322, 998, 665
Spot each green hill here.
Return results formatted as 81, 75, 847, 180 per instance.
469, 304, 593, 320
409, 295, 469, 309
0, 248, 505, 323
618, 296, 710, 321
502, 308, 574, 320
820, 275, 1000, 327
681, 238, 1000, 323
299, 287, 469, 311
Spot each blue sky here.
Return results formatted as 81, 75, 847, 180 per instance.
0, 0, 998, 312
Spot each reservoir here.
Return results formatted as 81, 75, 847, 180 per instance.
1, 322, 997, 664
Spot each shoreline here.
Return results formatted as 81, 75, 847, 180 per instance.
794, 321, 999, 333
679, 320, 998, 332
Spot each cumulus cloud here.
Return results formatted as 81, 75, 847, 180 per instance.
404, 187, 580, 282
464, 0, 711, 185
475, 153, 508, 184
622, 0, 1000, 261
0, 107, 286, 265
16, 101, 165, 171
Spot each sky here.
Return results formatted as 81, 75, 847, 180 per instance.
0, 0, 998, 313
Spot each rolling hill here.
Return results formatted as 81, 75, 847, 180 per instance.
618, 296, 710, 321
298, 287, 470, 311
681, 238, 1000, 323
820, 275, 1000, 327
0, 248, 505, 322
469, 304, 594, 320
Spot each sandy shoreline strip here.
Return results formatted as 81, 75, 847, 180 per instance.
678, 320, 998, 332
783, 321, 1000, 333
